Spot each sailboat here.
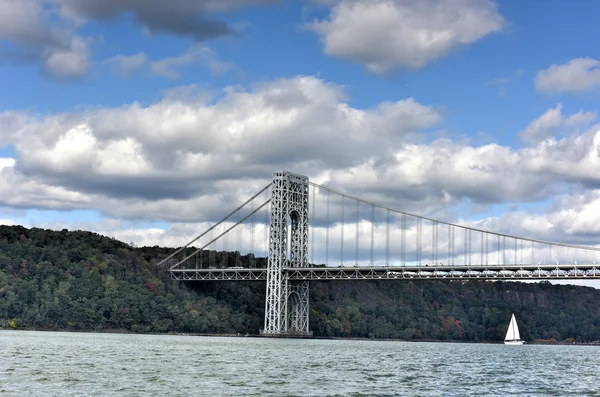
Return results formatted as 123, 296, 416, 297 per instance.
504, 313, 524, 345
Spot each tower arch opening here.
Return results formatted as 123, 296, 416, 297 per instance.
287, 210, 300, 263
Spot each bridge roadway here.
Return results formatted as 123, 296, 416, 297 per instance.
170, 263, 600, 281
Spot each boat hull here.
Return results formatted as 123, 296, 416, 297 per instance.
504, 340, 524, 345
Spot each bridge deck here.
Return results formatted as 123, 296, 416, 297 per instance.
170, 264, 600, 281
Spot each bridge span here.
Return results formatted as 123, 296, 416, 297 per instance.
170, 264, 600, 281
159, 171, 600, 337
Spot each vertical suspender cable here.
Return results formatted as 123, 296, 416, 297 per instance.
435, 222, 439, 264
209, 228, 214, 268
401, 213, 407, 266
447, 224, 451, 265
417, 218, 422, 266
497, 235, 500, 265
468, 229, 471, 265
485, 233, 489, 265
385, 209, 390, 266
326, 191, 330, 267
520, 239, 523, 265
370, 205, 375, 266
341, 195, 345, 266
431, 220, 435, 265
236, 208, 241, 267
450, 225, 454, 265
355, 200, 359, 267
250, 197, 255, 268
480, 232, 483, 266
222, 223, 228, 268
464, 228, 467, 266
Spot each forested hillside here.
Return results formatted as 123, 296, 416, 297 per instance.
1, 225, 600, 342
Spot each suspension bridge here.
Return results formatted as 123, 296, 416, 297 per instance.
157, 171, 600, 337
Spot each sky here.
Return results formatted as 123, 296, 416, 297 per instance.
1, 0, 600, 285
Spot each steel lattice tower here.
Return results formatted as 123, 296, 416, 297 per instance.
262, 171, 312, 336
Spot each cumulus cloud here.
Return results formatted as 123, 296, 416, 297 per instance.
519, 103, 596, 143
462, 191, 600, 250
0, 75, 441, 219
325, 104, 600, 206
0, 0, 278, 78
307, 0, 505, 74
105, 45, 238, 79
321, 124, 600, 209
0, 0, 56, 46
0, 0, 91, 78
2, 76, 600, 251
0, 158, 90, 210
42, 36, 91, 78
55, 0, 279, 40
535, 58, 600, 94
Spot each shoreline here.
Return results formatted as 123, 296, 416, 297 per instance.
2, 327, 599, 346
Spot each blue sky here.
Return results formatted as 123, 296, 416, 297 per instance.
1, 0, 600, 284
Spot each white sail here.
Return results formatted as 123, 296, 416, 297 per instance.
505, 313, 521, 341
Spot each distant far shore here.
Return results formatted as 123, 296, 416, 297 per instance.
2, 327, 600, 346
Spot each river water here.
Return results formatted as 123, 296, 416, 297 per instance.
1, 330, 599, 396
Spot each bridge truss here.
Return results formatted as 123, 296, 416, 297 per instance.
171, 264, 600, 281
158, 171, 600, 337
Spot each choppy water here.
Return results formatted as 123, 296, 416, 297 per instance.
1, 331, 599, 396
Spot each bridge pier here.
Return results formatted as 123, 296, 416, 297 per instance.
262, 171, 312, 336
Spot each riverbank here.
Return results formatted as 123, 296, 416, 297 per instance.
3, 327, 600, 346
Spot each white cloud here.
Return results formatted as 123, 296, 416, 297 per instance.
0, 112, 29, 147
0, 157, 16, 170
520, 103, 596, 143
535, 58, 600, 94
104, 53, 149, 78
0, 0, 52, 45
322, 120, 600, 209
0, 75, 441, 220
55, 0, 279, 39
153, 46, 236, 78
0, 0, 91, 78
2, 77, 600, 251
307, 0, 504, 74
0, 0, 277, 79
550, 193, 600, 236
105, 46, 238, 79
43, 36, 91, 78
0, 158, 90, 210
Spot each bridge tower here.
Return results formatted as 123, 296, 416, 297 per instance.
262, 171, 312, 336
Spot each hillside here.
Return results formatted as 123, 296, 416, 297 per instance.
1, 225, 600, 342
